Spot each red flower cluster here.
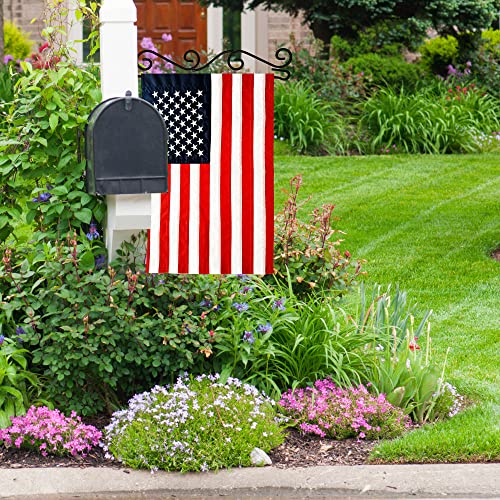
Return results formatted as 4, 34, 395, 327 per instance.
31, 42, 60, 70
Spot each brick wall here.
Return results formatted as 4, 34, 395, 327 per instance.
3, 0, 45, 46
267, 10, 313, 59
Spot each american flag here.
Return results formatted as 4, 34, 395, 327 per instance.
142, 73, 274, 275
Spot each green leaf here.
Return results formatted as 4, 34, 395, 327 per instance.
49, 114, 59, 131
80, 251, 95, 272
74, 208, 93, 224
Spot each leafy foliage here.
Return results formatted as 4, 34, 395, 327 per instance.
273, 175, 363, 296
0, 62, 104, 242
350, 285, 463, 423
3, 21, 34, 60
0, 335, 46, 428
201, 0, 498, 50
274, 80, 344, 154
102, 374, 284, 471
346, 53, 424, 91
361, 83, 500, 154
419, 35, 459, 76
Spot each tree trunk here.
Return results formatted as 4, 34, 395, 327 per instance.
0, 0, 4, 65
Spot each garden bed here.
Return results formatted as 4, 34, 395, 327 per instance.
0, 428, 374, 469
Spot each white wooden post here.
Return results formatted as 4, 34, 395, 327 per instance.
207, 6, 224, 54
99, 0, 151, 260
241, 4, 269, 72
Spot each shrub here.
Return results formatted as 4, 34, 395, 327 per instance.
0, 406, 101, 456
345, 53, 423, 90
290, 36, 367, 115
0, 333, 46, 428
274, 80, 344, 154
102, 374, 284, 472
273, 175, 363, 296
0, 238, 218, 416
350, 285, 463, 423
4, 21, 34, 60
361, 84, 500, 154
419, 35, 459, 76
279, 379, 411, 440
211, 276, 371, 397
0, 62, 104, 242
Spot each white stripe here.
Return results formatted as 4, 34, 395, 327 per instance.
209, 75, 222, 274
149, 193, 161, 273
253, 74, 267, 275
188, 164, 200, 274
168, 164, 181, 273
231, 74, 243, 274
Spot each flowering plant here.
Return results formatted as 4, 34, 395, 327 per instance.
102, 374, 284, 472
279, 378, 411, 440
0, 406, 101, 456
139, 34, 175, 74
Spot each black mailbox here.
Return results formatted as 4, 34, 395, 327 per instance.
85, 92, 168, 195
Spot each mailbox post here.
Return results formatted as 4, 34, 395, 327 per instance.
100, 0, 152, 259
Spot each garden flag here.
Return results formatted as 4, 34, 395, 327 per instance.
142, 73, 274, 275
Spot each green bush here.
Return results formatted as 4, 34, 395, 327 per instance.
419, 35, 459, 76
350, 285, 463, 423
346, 53, 423, 90
4, 21, 34, 60
102, 374, 284, 471
481, 29, 500, 56
275, 80, 345, 154
0, 332, 46, 428
360, 84, 500, 154
0, 237, 219, 416
0, 63, 104, 242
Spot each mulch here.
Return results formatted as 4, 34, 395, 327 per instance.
0, 419, 374, 469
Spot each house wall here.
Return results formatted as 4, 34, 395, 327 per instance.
267, 10, 313, 59
3, 0, 45, 46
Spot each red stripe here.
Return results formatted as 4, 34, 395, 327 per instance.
220, 74, 233, 274
265, 74, 275, 274
178, 164, 190, 273
241, 74, 254, 274
158, 168, 172, 273
199, 163, 210, 273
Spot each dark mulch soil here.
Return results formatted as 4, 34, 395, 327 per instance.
491, 247, 500, 262
0, 417, 374, 469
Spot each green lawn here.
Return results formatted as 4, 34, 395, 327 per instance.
274, 152, 500, 462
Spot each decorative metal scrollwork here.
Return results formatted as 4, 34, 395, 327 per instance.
138, 48, 293, 80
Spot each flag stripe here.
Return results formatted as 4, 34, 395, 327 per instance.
242, 74, 255, 274
178, 164, 191, 273
230, 74, 243, 274
199, 163, 211, 274
253, 74, 266, 274
220, 74, 233, 274
158, 167, 172, 273
209, 76, 222, 274
149, 194, 161, 273
265, 74, 275, 274
188, 164, 200, 274
168, 164, 181, 274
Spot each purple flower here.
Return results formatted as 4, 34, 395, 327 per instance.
242, 331, 255, 344
237, 274, 250, 281
200, 299, 212, 308
0, 335, 5, 345
240, 286, 254, 295
161, 33, 173, 42
3, 55, 14, 64
272, 298, 286, 311
233, 302, 249, 313
32, 197, 39, 202
86, 222, 100, 241
38, 192, 52, 202
16, 327, 26, 336
257, 322, 273, 333
46, 183, 53, 191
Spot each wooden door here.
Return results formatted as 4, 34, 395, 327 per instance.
135, 0, 207, 60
